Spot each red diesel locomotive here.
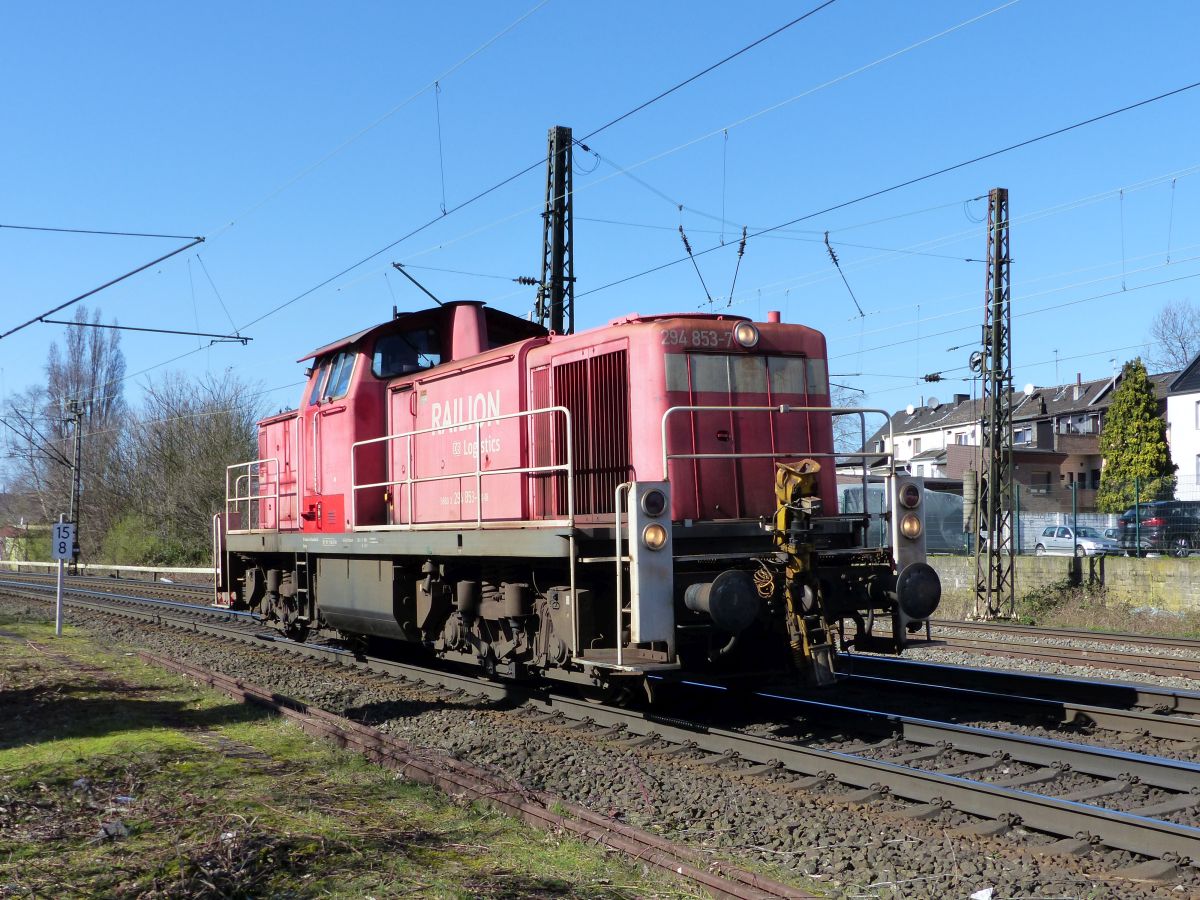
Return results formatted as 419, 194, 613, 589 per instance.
215, 301, 940, 691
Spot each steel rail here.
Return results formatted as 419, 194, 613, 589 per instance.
840, 654, 1200, 716
928, 617, 1200, 653
828, 671, 1200, 744
913, 633, 1199, 679
6, 581, 1198, 864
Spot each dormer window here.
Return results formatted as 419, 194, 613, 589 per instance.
373, 328, 442, 378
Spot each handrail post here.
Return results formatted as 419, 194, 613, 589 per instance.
476, 420, 483, 527
614, 482, 632, 668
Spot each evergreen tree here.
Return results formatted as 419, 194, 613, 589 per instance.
1096, 358, 1176, 512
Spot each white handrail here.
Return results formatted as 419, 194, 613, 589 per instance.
660, 405, 895, 522
350, 406, 575, 531
613, 482, 633, 667
225, 457, 297, 534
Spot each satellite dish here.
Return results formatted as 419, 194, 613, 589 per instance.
905, 404, 916, 415
928, 397, 941, 410
1024, 383, 1035, 396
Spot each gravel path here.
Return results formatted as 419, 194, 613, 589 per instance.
7, 594, 1198, 900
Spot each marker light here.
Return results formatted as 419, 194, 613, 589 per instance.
641, 489, 667, 517
733, 322, 760, 348
899, 483, 921, 509
642, 522, 669, 550
900, 513, 923, 540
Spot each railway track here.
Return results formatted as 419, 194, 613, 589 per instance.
4, 577, 1198, 879
906, 631, 1198, 680
928, 617, 1200, 654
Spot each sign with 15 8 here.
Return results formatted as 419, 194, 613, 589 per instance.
52, 522, 76, 561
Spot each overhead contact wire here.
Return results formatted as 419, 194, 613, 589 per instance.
235, 1, 840, 330
579, 78, 1200, 299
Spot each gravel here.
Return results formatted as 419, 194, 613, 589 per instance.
6, 592, 1199, 899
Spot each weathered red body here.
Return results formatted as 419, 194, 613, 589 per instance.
219, 302, 938, 689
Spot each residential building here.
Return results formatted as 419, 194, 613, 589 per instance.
1166, 352, 1200, 501
847, 370, 1177, 512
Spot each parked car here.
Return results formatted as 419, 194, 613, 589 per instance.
1116, 501, 1200, 557
1033, 525, 1122, 557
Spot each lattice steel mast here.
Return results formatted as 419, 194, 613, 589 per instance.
536, 125, 575, 335
974, 187, 1015, 619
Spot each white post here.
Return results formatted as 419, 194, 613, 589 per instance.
55, 514, 65, 637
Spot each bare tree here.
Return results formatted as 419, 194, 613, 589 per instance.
1147, 298, 1200, 373
118, 370, 262, 563
831, 383, 864, 456
1, 307, 128, 555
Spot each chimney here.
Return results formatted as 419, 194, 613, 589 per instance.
767, 310, 781, 323
1073, 372, 1082, 401
954, 393, 969, 405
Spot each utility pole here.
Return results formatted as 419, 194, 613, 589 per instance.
67, 399, 84, 571
974, 187, 1015, 619
536, 125, 575, 335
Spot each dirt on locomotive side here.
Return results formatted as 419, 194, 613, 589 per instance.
0, 610, 701, 899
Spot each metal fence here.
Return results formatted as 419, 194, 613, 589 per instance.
859, 475, 1200, 556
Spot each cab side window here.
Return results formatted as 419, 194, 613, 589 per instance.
325, 351, 355, 400
307, 358, 330, 405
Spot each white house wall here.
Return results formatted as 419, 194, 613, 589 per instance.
1167, 391, 1200, 500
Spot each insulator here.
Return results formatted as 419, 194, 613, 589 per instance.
678, 225, 693, 255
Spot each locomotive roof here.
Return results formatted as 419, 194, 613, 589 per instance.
298, 302, 547, 362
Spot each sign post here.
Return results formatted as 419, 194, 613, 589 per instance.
52, 517, 75, 637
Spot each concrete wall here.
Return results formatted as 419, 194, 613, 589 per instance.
930, 553, 1200, 613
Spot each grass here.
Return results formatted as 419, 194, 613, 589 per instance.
0, 613, 700, 899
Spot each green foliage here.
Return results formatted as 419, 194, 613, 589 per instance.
24, 529, 51, 563
1017, 578, 1106, 625
101, 514, 198, 566
1096, 358, 1175, 513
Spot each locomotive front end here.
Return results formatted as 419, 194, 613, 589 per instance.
619, 312, 940, 685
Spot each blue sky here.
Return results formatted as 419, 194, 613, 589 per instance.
2, 0, 1199, 425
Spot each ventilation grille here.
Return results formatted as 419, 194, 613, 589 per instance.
551, 349, 631, 517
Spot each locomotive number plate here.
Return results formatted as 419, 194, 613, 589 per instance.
660, 328, 732, 348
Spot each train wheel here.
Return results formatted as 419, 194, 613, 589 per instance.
579, 676, 641, 707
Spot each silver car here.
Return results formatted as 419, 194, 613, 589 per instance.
1034, 525, 1121, 557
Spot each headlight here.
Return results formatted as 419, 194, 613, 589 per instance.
900, 513, 923, 540
640, 489, 667, 517
733, 321, 759, 348
899, 483, 921, 509
642, 522, 668, 550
